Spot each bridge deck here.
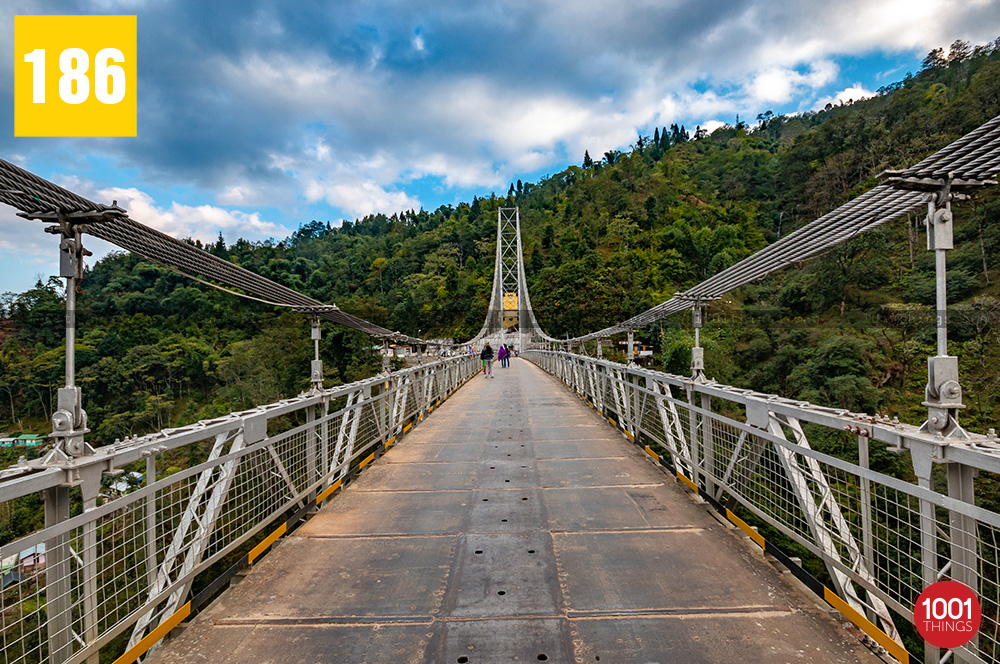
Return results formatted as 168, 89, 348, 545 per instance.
152, 358, 878, 663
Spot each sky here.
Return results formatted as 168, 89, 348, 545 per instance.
1, 0, 999, 295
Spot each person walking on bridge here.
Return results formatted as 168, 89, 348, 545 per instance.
480, 343, 495, 378
497, 344, 508, 368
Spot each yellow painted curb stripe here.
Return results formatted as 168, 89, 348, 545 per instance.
677, 471, 699, 494
608, 417, 617, 427
315, 479, 342, 506
249, 522, 287, 564
359, 452, 376, 469
386, 435, 397, 448
113, 601, 191, 664
726, 509, 765, 549
644, 445, 657, 459
824, 588, 908, 663
403, 422, 413, 433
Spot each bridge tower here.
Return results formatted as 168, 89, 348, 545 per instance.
476, 207, 550, 352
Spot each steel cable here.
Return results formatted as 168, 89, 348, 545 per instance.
553, 114, 1000, 344
0, 157, 421, 343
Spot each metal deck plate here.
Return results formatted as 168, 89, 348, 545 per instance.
163, 622, 437, 664
572, 614, 870, 664
221, 535, 454, 620
445, 532, 560, 617
152, 360, 879, 664
299, 490, 469, 536
541, 486, 700, 531
555, 529, 787, 612
438, 617, 573, 663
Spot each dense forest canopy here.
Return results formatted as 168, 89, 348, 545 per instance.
2, 37, 1000, 458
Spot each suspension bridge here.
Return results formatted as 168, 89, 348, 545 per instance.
1, 116, 1000, 664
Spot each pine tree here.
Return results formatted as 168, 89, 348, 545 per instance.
922, 47, 946, 71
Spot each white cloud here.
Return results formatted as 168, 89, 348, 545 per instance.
413, 153, 503, 189
0, 210, 50, 259
150, 0, 1000, 209
746, 61, 839, 104
0, 209, 121, 294
296, 155, 422, 217
95, 187, 286, 245
750, 69, 800, 104
266, 141, 422, 217
216, 185, 254, 206
812, 84, 877, 111
5, 0, 1000, 266
701, 120, 727, 135
311, 179, 421, 218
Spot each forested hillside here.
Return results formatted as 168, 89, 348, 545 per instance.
2, 37, 1000, 459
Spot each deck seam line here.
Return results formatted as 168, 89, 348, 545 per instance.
298, 526, 709, 539
212, 605, 793, 627
347, 483, 666, 494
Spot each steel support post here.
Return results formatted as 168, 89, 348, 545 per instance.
691, 303, 706, 383
382, 339, 391, 373
375, 380, 388, 447
320, 398, 330, 489
700, 391, 716, 498
420, 366, 430, 415
306, 404, 318, 510
948, 462, 980, 663
40, 215, 97, 662
145, 454, 158, 591
45, 218, 95, 464
596, 340, 602, 359
686, 383, 702, 487
910, 444, 941, 664
310, 316, 323, 391
630, 371, 641, 441
859, 434, 876, 623
44, 485, 72, 664
391, 375, 408, 435
626, 330, 635, 365
919, 181, 967, 440
586, 361, 600, 410
78, 467, 104, 664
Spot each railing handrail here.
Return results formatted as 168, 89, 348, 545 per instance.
524, 349, 1000, 664
0, 354, 479, 664
0, 355, 469, 502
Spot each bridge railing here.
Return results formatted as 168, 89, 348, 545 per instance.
526, 350, 1000, 664
0, 355, 478, 664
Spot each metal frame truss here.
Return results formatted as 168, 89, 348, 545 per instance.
528, 350, 1000, 664
0, 355, 478, 664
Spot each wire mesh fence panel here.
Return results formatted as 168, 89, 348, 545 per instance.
403, 378, 420, 424
526, 350, 1000, 664
979, 523, 1000, 661
0, 356, 477, 664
